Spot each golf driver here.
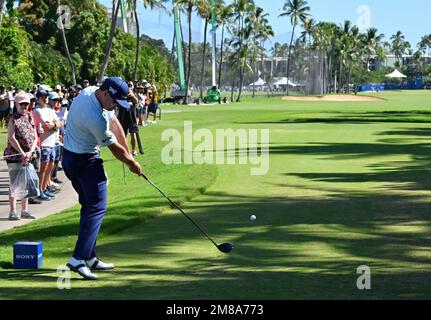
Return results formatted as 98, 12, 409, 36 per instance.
141, 174, 233, 254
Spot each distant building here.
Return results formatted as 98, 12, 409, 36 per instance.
373, 54, 431, 70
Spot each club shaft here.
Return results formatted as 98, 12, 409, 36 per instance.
142, 174, 219, 248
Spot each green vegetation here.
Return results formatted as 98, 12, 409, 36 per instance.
0, 0, 174, 91
1, 91, 431, 299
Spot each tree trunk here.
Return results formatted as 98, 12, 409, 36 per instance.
236, 67, 244, 102
321, 51, 325, 95
236, 17, 244, 102
0, 0, 5, 25
199, 19, 208, 100
230, 73, 236, 102
184, 4, 192, 104
111, 0, 116, 20
98, 0, 121, 84
252, 52, 256, 99
133, 1, 140, 82
169, 29, 176, 65
217, 24, 225, 89
348, 68, 352, 93
58, 0, 76, 85
286, 23, 297, 96
339, 61, 343, 93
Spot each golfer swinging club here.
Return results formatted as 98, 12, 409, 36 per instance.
62, 77, 142, 280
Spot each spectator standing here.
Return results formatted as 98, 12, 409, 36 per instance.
27, 93, 42, 205
33, 90, 62, 201
3, 92, 38, 220
0, 85, 10, 128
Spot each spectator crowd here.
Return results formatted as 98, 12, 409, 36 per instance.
0, 79, 160, 221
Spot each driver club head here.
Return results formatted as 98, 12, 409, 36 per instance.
217, 243, 234, 254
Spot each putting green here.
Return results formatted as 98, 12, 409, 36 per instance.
1, 90, 431, 299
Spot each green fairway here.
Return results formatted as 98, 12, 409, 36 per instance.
1, 90, 431, 299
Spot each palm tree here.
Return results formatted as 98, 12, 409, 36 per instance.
128, 0, 168, 81
363, 27, 384, 71
178, 0, 199, 102
257, 17, 274, 97
300, 17, 315, 48
418, 34, 431, 56
279, 0, 310, 95
196, 0, 211, 99
98, 0, 121, 84
391, 31, 411, 65
57, 0, 77, 85
246, 6, 273, 98
217, 4, 232, 89
229, 0, 255, 102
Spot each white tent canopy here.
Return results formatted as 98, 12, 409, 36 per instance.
273, 77, 297, 87
249, 78, 266, 86
385, 69, 407, 78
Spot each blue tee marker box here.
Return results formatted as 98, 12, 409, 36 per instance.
13, 242, 43, 269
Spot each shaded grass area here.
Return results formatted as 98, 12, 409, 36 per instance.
1, 90, 431, 299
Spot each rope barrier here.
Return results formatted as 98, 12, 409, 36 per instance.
1, 143, 64, 161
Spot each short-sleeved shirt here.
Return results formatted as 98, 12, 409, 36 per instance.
3, 111, 37, 163
64, 86, 117, 154
33, 105, 59, 148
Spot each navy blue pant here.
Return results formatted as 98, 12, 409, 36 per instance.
62, 149, 108, 261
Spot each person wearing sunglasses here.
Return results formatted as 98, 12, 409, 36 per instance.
3, 92, 38, 220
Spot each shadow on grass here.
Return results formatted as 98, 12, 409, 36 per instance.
2, 126, 431, 299
236, 111, 431, 125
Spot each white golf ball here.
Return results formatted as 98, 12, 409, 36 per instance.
250, 215, 256, 221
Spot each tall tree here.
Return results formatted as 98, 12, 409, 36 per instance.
98, 0, 121, 84
279, 0, 310, 95
363, 27, 384, 71
217, 3, 231, 89
196, 0, 211, 99
57, 0, 77, 84
391, 31, 411, 65
129, 0, 168, 81
418, 34, 431, 56
176, 0, 199, 103
229, 0, 254, 102
246, 6, 273, 98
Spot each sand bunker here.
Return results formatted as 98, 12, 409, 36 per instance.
282, 95, 384, 102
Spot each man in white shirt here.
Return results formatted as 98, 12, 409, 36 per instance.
63, 77, 141, 280
32, 90, 62, 201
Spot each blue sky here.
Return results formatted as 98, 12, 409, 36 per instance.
98, 0, 431, 50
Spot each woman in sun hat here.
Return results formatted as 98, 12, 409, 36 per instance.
3, 92, 38, 220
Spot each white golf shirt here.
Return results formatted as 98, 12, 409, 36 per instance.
64, 87, 117, 154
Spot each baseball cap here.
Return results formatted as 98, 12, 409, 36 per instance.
75, 84, 82, 90
28, 93, 36, 101
49, 92, 60, 100
15, 92, 30, 105
40, 84, 52, 92
36, 90, 49, 98
55, 84, 62, 91
100, 77, 130, 109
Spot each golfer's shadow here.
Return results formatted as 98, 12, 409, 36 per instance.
0, 264, 58, 282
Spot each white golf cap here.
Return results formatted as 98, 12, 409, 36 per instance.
40, 84, 53, 92
55, 84, 62, 90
